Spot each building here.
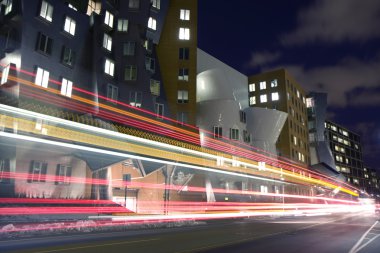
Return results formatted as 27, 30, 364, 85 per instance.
248, 69, 310, 166
325, 120, 365, 188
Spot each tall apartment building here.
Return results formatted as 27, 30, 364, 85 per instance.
248, 69, 310, 166
0, 0, 197, 125
325, 121, 365, 188
157, 0, 197, 125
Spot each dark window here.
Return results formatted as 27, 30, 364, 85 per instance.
36, 32, 52, 55
0, 159, 10, 183
129, 0, 140, 9
213, 126, 222, 138
155, 103, 164, 119
179, 48, 189, 60
230, 128, 239, 140
123, 42, 135, 56
239, 111, 246, 123
55, 164, 72, 185
243, 130, 250, 143
61, 47, 75, 67
28, 160, 48, 183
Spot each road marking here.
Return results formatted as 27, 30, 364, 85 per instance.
32, 238, 158, 253
349, 221, 379, 253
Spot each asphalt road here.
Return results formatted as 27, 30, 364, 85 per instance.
1, 213, 379, 253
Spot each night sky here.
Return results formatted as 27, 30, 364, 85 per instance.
198, 0, 380, 170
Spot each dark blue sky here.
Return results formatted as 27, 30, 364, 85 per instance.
198, 0, 380, 170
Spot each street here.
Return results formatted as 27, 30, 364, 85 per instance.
1, 213, 379, 253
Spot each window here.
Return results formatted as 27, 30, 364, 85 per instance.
55, 165, 72, 185
179, 48, 189, 60
104, 58, 115, 76
260, 185, 268, 193
61, 47, 75, 67
107, 83, 118, 101
145, 57, 155, 73
331, 125, 337, 131
148, 17, 157, 30
150, 79, 160, 96
130, 91, 142, 107
260, 94, 267, 103
68, 3, 77, 11
249, 83, 255, 92
177, 112, 188, 124
125, 65, 137, 80
61, 78, 73, 97
306, 98, 314, 108
271, 92, 279, 101
103, 33, 112, 51
230, 128, 239, 140
64, 16, 76, 35
35, 67, 49, 88
104, 11, 114, 28
178, 68, 189, 81
36, 33, 52, 55
28, 161, 48, 183
87, 0, 101, 15
293, 136, 297, 146
177, 90, 188, 103
342, 130, 349, 137
1, 64, 10, 85
123, 42, 135, 56
180, 9, 190, 20
297, 90, 300, 98
239, 111, 246, 123
0, 159, 9, 183
117, 19, 128, 32
179, 28, 190, 40
4, 0, 12, 15
260, 81, 266, 90
152, 0, 160, 9
213, 126, 222, 138
155, 103, 164, 118
40, 0, 53, 22
129, 0, 140, 9
243, 130, 250, 143
271, 79, 278, 87
144, 39, 153, 52
249, 96, 256, 105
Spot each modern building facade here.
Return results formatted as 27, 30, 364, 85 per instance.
248, 69, 310, 166
325, 120, 365, 188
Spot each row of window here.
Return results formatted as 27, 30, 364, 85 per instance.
249, 92, 279, 105
249, 79, 278, 92
26, 160, 72, 185
212, 126, 251, 143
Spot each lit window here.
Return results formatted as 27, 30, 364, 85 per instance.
306, 98, 314, 108
145, 57, 155, 73
144, 39, 153, 52
331, 125, 337, 131
125, 65, 137, 81
61, 78, 73, 97
271, 92, 279, 101
178, 68, 189, 81
150, 79, 160, 96
117, 19, 128, 32
293, 136, 297, 145
271, 79, 278, 87
107, 83, 118, 101
213, 126, 222, 138
249, 83, 255, 92
61, 47, 75, 67
260, 81, 266, 90
4, 0, 12, 15
342, 130, 349, 137
130, 91, 142, 107
64, 16, 76, 35
180, 9, 190, 20
152, 0, 160, 9
297, 90, 300, 98
28, 161, 48, 183
155, 103, 164, 118
55, 165, 72, 184
36, 33, 53, 55
68, 3, 77, 11
87, 0, 101, 15
103, 33, 112, 51
260, 185, 268, 193
177, 90, 188, 103
148, 17, 157, 30
123, 42, 135, 56
179, 28, 190, 40
104, 11, 114, 28
249, 96, 256, 105
260, 94, 267, 103
35, 67, 49, 88
40, 0, 53, 22
129, 0, 140, 9
230, 128, 239, 140
104, 58, 115, 76
1, 65, 10, 85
